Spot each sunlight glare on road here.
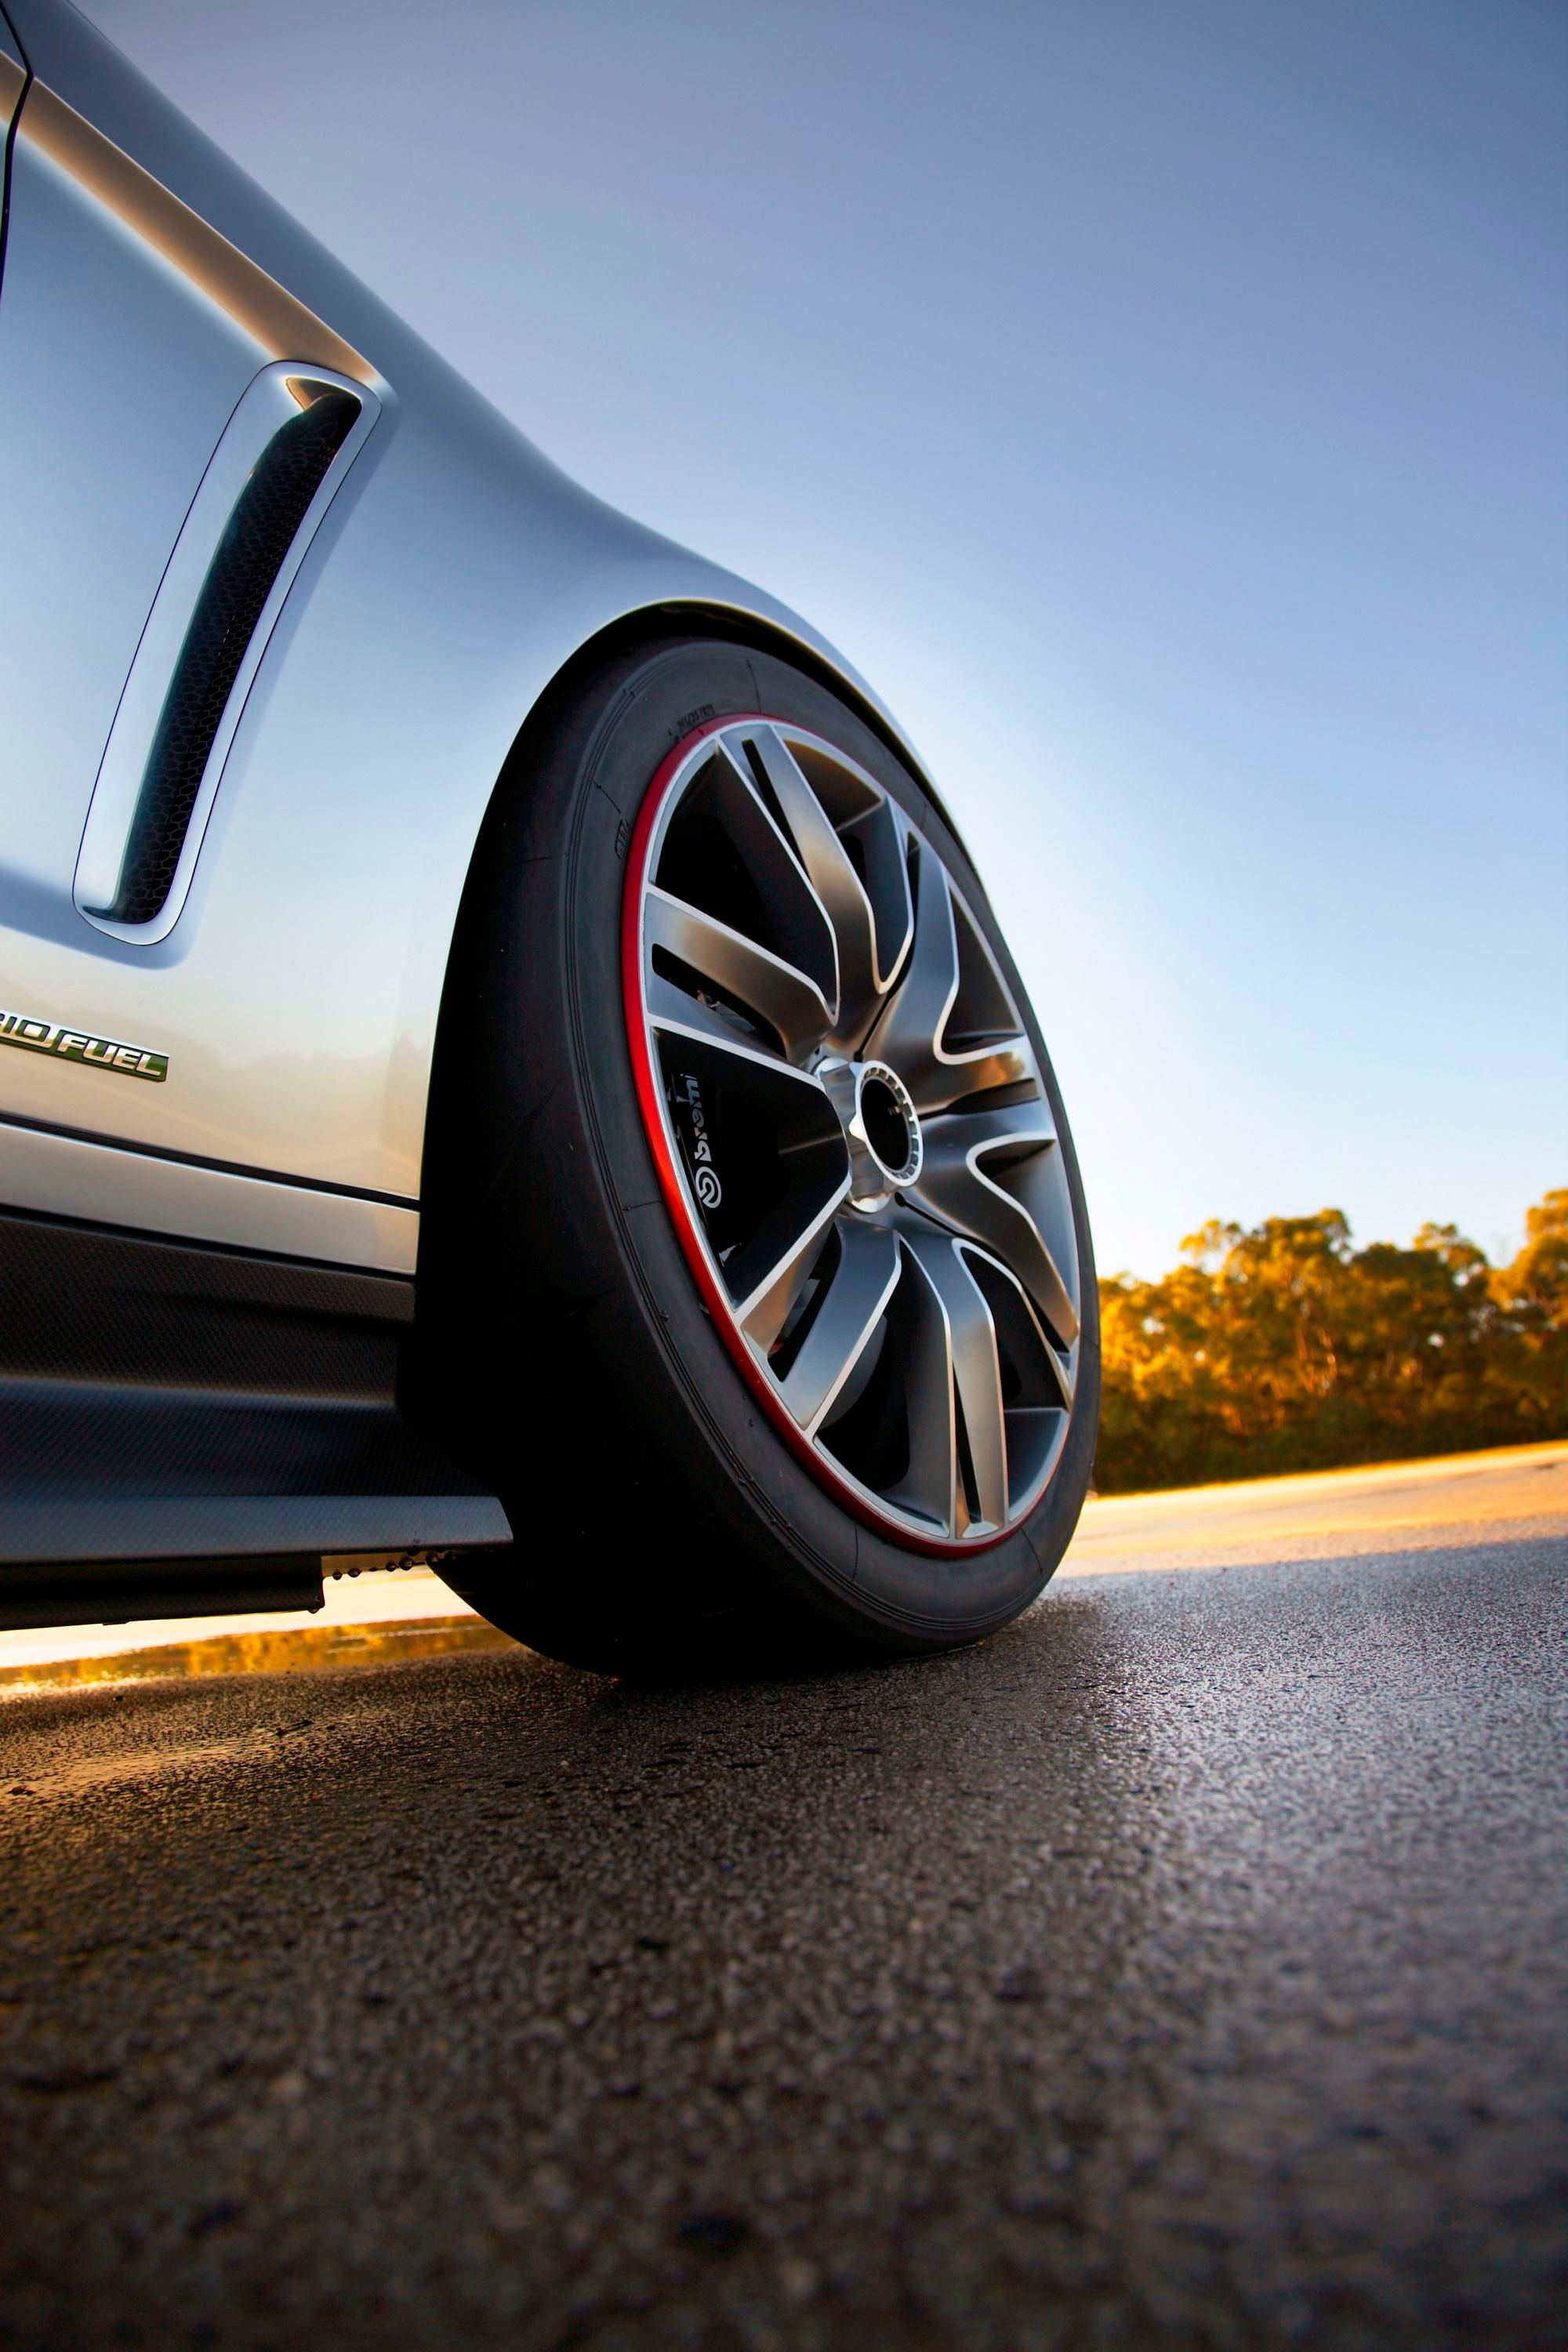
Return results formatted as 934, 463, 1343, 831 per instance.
3, 1443, 1564, 1693
1066, 1441, 1568, 1574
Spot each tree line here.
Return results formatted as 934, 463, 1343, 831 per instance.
1092, 1189, 1567, 1494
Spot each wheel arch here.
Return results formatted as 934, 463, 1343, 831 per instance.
478, 596, 978, 886
412, 595, 982, 1219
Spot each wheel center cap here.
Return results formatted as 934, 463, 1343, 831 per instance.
818, 1058, 923, 1209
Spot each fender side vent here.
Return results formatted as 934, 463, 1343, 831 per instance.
103, 387, 359, 927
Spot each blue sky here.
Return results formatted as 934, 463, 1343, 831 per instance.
87, 0, 1567, 1278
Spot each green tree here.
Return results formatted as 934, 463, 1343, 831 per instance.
1094, 1190, 1566, 1493
1489, 1189, 1568, 1425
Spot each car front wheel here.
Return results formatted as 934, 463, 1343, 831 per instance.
418, 634, 1098, 1674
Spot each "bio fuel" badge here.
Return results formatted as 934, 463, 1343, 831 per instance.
0, 1007, 168, 1083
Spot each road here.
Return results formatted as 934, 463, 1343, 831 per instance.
1, 1449, 1564, 2350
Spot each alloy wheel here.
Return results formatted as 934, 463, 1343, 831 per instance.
623, 716, 1081, 1553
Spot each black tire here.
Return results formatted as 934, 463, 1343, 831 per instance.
414, 633, 1098, 1675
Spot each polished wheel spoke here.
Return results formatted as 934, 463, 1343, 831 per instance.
740, 726, 890, 1047
905, 1105, 1080, 1348
900, 1229, 1009, 1530
866, 842, 1033, 1112
703, 741, 841, 1011
778, 1219, 901, 1432
735, 1177, 853, 1354
938, 1036, 1034, 1100
837, 793, 915, 1000
644, 884, 832, 1062
647, 971, 818, 1082
960, 1239, 1076, 1414
864, 837, 960, 1109
886, 1235, 958, 1534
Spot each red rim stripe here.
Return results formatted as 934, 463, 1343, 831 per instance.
619, 713, 1010, 1559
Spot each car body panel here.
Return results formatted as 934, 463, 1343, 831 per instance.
0, 71, 381, 953
0, 1113, 419, 1271
0, 0, 928, 1274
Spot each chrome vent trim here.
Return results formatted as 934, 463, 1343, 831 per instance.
75, 362, 380, 945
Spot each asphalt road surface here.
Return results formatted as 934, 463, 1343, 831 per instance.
2, 1450, 1565, 2351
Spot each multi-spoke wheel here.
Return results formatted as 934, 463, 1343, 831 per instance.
626, 717, 1080, 1550
422, 637, 1098, 1673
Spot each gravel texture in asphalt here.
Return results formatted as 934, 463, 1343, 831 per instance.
2, 1530, 1565, 2350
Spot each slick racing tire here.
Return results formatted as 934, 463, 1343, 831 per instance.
416, 633, 1098, 1675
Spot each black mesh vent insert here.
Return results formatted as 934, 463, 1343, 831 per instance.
104, 387, 359, 927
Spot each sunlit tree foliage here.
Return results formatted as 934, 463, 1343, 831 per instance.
1094, 1189, 1568, 1492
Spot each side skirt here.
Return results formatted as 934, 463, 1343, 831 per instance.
0, 1207, 509, 1629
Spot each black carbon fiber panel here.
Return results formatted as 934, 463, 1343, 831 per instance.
0, 1210, 510, 1593
0, 1206, 409, 1396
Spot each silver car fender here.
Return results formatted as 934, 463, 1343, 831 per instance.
0, 0, 929, 1277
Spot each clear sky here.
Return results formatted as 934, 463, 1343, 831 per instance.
85, 0, 1568, 1278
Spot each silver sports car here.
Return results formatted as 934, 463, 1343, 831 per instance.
0, 0, 1098, 1669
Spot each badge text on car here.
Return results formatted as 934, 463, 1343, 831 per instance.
0, 1007, 169, 1083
